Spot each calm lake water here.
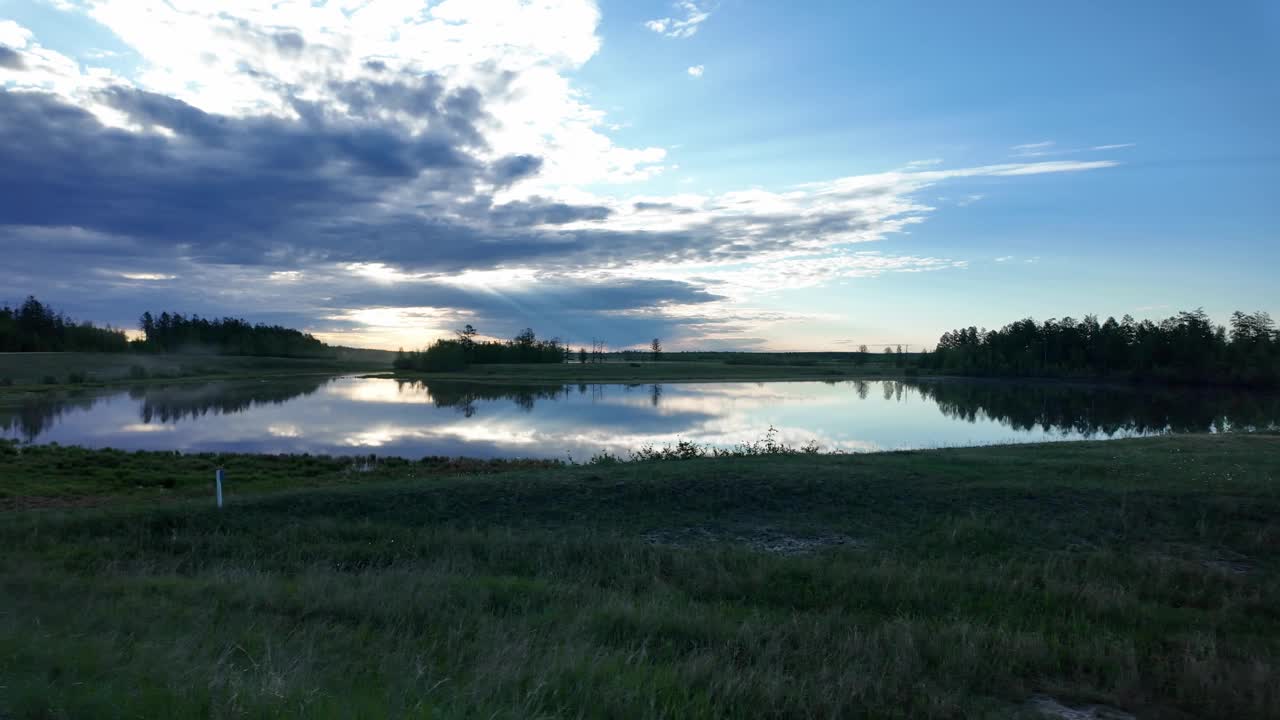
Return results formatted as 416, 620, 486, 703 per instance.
2, 376, 1277, 459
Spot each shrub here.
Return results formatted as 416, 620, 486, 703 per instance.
129, 365, 149, 380
67, 372, 87, 384
0, 377, 12, 387
42, 375, 58, 385
587, 451, 623, 466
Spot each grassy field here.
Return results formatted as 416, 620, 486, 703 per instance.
0, 352, 389, 393
2, 433, 1278, 718
389, 359, 908, 384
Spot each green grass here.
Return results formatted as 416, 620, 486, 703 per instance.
2, 434, 1278, 718
0, 352, 386, 394
390, 359, 907, 384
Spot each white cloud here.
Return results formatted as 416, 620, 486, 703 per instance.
117, 272, 176, 281
0, 19, 127, 97
0, 20, 34, 48
687, 64, 703, 77
645, 1, 712, 39
1013, 140, 1136, 158
37, 0, 660, 189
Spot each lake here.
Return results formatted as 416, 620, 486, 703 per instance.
2, 376, 1276, 459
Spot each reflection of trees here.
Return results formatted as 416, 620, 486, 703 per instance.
402, 381, 574, 414
0, 391, 101, 441
132, 378, 329, 424
400, 380, 670, 414
903, 380, 1280, 436
0, 378, 330, 440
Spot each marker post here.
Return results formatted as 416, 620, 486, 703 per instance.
215, 468, 224, 508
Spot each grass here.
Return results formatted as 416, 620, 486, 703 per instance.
389, 359, 909, 385
0, 352, 387, 394
1, 433, 1278, 718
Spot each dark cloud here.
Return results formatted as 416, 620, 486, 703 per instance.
489, 154, 542, 185
634, 201, 694, 213
272, 31, 305, 56
336, 276, 721, 313
0, 85, 898, 276
0, 87, 493, 262
488, 198, 612, 226
0, 46, 24, 70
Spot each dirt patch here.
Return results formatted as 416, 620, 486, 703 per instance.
1028, 695, 1135, 720
643, 526, 862, 556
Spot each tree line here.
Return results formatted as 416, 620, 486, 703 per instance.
920, 309, 1278, 386
0, 296, 129, 353
393, 325, 570, 372
0, 295, 334, 358
137, 312, 331, 358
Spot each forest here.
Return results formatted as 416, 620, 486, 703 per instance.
0, 297, 130, 353
920, 309, 1278, 386
137, 311, 331, 358
0, 296, 333, 359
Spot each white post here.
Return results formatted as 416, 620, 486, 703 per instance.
215, 468, 224, 508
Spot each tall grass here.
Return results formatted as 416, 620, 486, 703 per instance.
2, 433, 1278, 718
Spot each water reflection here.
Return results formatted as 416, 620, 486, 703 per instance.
911, 379, 1279, 435
1, 377, 328, 441
1, 376, 1276, 458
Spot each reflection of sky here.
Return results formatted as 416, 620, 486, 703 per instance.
0, 377, 1256, 459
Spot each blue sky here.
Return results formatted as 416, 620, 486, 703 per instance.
1, 0, 1276, 350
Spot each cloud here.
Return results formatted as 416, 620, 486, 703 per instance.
116, 272, 176, 281
0, 21, 32, 48
646, 1, 712, 39
1013, 140, 1135, 158
687, 64, 704, 77
0, 46, 25, 70
0, 3, 1123, 350
0, 85, 1117, 278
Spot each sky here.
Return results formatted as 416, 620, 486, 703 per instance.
0, 0, 1276, 352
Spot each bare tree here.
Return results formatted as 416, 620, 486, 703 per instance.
650, 337, 662, 362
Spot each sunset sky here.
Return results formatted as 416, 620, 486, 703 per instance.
2, 0, 1276, 351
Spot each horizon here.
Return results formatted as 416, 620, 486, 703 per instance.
2, 1, 1277, 352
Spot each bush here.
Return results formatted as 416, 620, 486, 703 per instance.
129, 365, 149, 380
41, 375, 58, 385
0, 377, 12, 387
67, 372, 87, 384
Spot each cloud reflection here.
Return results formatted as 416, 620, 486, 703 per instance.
2, 377, 1276, 458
